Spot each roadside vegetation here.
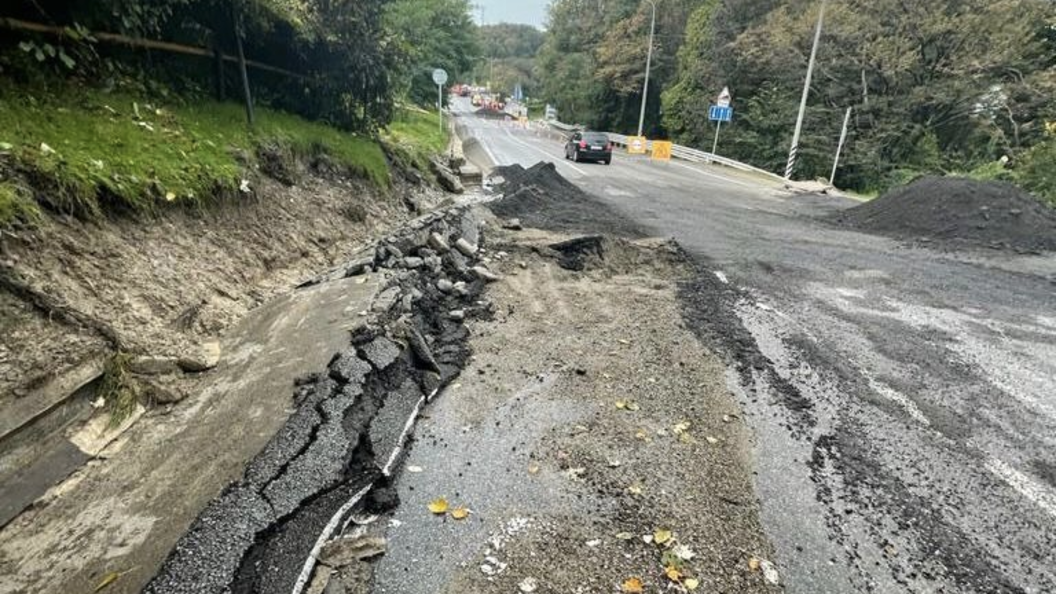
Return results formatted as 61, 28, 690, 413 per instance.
383, 107, 450, 173
532, 0, 1056, 203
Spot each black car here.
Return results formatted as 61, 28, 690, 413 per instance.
565, 131, 613, 164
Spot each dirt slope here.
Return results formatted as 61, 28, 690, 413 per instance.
0, 172, 433, 407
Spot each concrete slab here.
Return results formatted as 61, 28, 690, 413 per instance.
0, 273, 383, 594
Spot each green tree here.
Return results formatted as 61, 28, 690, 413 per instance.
384, 0, 480, 107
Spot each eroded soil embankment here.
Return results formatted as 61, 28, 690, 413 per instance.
0, 171, 434, 408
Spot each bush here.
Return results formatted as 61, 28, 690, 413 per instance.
1015, 138, 1056, 206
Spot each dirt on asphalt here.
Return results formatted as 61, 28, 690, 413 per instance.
828, 176, 1056, 253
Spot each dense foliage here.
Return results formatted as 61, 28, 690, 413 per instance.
384, 0, 480, 107
536, 0, 1056, 199
2, 0, 407, 131
474, 24, 544, 97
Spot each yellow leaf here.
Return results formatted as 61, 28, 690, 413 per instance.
621, 577, 644, 593
615, 400, 627, 409
653, 529, 672, 545
165, 191, 176, 202
427, 497, 449, 514
748, 557, 761, 571
684, 577, 700, 590
665, 566, 682, 582
626, 402, 640, 411
673, 421, 691, 435
528, 462, 540, 475
94, 571, 121, 592
635, 429, 648, 440
627, 482, 643, 496
450, 506, 469, 520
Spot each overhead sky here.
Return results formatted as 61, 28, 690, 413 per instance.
472, 0, 549, 29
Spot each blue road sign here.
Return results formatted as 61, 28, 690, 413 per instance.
709, 105, 733, 122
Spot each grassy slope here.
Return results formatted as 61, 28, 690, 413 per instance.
382, 107, 448, 172
0, 85, 390, 224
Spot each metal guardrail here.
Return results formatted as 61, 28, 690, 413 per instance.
545, 122, 784, 182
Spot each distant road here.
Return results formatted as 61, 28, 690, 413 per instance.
453, 97, 1056, 594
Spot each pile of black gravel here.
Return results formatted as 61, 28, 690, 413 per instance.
490, 162, 645, 237
829, 176, 1056, 253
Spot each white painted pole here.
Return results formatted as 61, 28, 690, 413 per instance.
712, 120, 722, 155
636, 0, 657, 138
784, 0, 826, 180
830, 106, 852, 185
438, 84, 443, 134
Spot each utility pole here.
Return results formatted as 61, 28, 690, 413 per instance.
784, 0, 826, 180
636, 0, 657, 138
830, 107, 852, 185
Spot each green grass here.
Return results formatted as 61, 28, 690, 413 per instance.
0, 84, 390, 223
0, 181, 41, 225
382, 107, 449, 172
99, 352, 138, 428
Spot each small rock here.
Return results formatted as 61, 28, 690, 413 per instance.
453, 281, 469, 296
428, 232, 450, 253
454, 237, 478, 257
519, 577, 538, 592
402, 256, 423, 269
437, 279, 454, 293
502, 218, 523, 231
129, 355, 180, 376
449, 309, 465, 321
177, 341, 221, 372
472, 266, 501, 282
344, 256, 374, 277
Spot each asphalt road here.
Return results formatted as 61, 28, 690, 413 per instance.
453, 99, 1056, 593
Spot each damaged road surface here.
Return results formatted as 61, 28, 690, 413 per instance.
455, 103, 1056, 594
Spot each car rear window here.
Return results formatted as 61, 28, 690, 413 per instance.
583, 133, 609, 143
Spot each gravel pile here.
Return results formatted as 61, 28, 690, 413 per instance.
489, 162, 645, 237
829, 176, 1056, 252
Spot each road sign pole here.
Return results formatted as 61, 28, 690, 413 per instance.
712, 120, 722, 156
830, 106, 852, 185
438, 83, 443, 134
636, 0, 657, 138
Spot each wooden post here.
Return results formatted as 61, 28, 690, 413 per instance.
233, 9, 254, 126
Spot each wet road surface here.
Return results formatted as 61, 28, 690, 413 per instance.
455, 102, 1056, 593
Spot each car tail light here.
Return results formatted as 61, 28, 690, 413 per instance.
606, 142, 613, 151
579, 140, 587, 149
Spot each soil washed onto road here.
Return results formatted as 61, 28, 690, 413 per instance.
829, 176, 1056, 252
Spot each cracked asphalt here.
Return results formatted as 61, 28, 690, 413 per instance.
456, 100, 1056, 593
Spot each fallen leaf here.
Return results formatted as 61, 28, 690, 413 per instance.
653, 529, 673, 545
642, 534, 654, 544
673, 421, 691, 435
627, 482, 643, 496
450, 506, 470, 520
705, 436, 720, 445
165, 191, 176, 202
528, 462, 541, 474
635, 429, 648, 440
665, 566, 682, 582
615, 531, 635, 540
621, 577, 644, 593
626, 402, 640, 412
748, 557, 761, 571
427, 497, 449, 514
615, 400, 627, 410
519, 577, 539, 592
94, 571, 121, 592
678, 432, 694, 444
684, 577, 700, 590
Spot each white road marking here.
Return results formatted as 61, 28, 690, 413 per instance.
291, 483, 373, 594
714, 271, 729, 284
865, 375, 931, 426
986, 457, 1056, 520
